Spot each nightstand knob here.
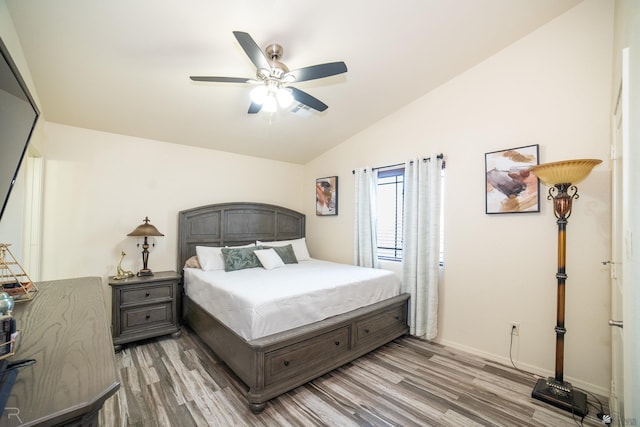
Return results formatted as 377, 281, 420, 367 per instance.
145, 291, 151, 297
283, 360, 289, 366
145, 313, 151, 320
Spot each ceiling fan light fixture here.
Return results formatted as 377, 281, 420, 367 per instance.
250, 85, 268, 105
263, 94, 277, 112
276, 88, 294, 108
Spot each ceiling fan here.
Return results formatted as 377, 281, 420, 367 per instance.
190, 31, 347, 114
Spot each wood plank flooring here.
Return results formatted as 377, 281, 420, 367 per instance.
99, 327, 608, 426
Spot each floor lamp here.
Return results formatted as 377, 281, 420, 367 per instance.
529, 159, 601, 417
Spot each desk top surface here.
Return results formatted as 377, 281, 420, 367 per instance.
0, 277, 119, 427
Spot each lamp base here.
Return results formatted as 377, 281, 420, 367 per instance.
137, 269, 154, 277
532, 377, 588, 417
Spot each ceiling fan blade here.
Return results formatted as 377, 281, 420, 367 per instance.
190, 76, 252, 83
233, 31, 271, 71
248, 102, 262, 114
289, 87, 328, 112
284, 62, 347, 83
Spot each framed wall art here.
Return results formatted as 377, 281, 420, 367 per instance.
316, 176, 338, 216
485, 144, 539, 214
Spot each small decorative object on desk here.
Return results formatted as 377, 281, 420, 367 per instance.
0, 243, 37, 302
0, 292, 18, 359
0, 317, 18, 360
0, 292, 14, 316
113, 251, 135, 280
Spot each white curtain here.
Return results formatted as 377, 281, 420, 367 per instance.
402, 156, 443, 339
353, 167, 379, 268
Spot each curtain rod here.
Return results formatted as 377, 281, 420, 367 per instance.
352, 153, 444, 174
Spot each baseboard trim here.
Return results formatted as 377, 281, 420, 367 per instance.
434, 338, 609, 397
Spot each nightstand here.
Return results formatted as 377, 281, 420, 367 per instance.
109, 270, 181, 351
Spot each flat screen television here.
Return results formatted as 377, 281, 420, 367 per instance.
0, 37, 40, 223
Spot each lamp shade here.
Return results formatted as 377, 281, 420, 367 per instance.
250, 85, 268, 105
277, 88, 293, 108
127, 216, 164, 237
530, 159, 602, 186
263, 94, 277, 112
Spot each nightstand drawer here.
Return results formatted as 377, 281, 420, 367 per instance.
121, 302, 174, 333
120, 283, 173, 304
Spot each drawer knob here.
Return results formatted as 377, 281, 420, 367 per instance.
334, 341, 340, 346
145, 314, 151, 320
283, 360, 289, 367
145, 291, 151, 297
364, 328, 370, 334
394, 316, 399, 320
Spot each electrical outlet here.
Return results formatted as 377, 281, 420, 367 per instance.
511, 322, 520, 336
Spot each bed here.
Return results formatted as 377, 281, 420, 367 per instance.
177, 202, 410, 413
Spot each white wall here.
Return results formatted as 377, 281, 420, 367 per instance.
40, 123, 305, 282
305, 0, 613, 394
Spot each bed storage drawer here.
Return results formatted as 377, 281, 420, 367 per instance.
264, 326, 350, 386
355, 304, 406, 348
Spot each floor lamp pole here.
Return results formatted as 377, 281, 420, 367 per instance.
531, 182, 588, 417
529, 159, 601, 418
555, 212, 567, 383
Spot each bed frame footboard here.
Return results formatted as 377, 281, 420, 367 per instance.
183, 293, 410, 413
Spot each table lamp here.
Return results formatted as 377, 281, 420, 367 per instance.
127, 216, 164, 276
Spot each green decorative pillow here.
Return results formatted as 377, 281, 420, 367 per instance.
221, 246, 263, 272
264, 244, 298, 264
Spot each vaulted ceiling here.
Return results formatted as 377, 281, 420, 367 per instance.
6, 0, 581, 164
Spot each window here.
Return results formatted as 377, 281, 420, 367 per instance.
376, 167, 445, 264
377, 168, 405, 261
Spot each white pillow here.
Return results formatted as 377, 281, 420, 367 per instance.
254, 248, 285, 270
256, 237, 310, 261
196, 246, 225, 271
196, 243, 255, 271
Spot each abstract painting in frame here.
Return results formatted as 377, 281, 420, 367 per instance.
316, 176, 338, 216
485, 144, 539, 214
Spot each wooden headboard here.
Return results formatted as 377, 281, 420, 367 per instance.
177, 202, 305, 270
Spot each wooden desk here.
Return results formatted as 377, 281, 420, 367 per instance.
0, 277, 120, 426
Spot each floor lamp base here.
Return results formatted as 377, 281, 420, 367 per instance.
532, 378, 588, 417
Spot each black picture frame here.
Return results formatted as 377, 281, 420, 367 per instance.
316, 176, 338, 216
485, 144, 540, 214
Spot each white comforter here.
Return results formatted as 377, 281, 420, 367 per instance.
183, 259, 401, 341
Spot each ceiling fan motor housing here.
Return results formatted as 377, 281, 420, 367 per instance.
264, 43, 288, 79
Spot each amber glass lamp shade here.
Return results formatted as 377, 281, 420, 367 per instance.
530, 159, 602, 186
